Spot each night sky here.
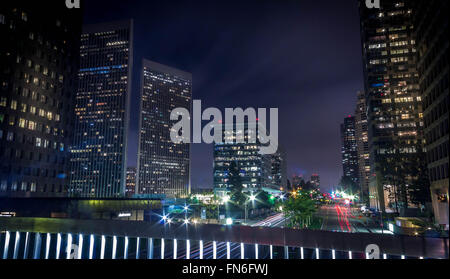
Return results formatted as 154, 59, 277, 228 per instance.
83, 0, 365, 192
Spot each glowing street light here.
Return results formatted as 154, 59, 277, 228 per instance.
184, 219, 189, 225
167, 218, 172, 224
249, 195, 256, 202
222, 196, 230, 203
226, 218, 233, 225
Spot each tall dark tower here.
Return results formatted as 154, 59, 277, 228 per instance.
341, 116, 359, 187
0, 2, 81, 197
137, 59, 191, 198
69, 20, 133, 198
355, 91, 371, 205
414, 0, 449, 229
358, 0, 425, 213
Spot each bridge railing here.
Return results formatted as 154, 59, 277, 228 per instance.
0, 217, 448, 259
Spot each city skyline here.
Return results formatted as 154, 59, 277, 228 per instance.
82, 0, 365, 191
0, 0, 448, 265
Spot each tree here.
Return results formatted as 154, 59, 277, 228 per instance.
281, 190, 317, 229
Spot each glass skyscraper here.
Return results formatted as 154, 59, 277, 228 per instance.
137, 59, 191, 198
69, 20, 133, 198
0, 2, 81, 197
340, 116, 359, 186
355, 91, 371, 205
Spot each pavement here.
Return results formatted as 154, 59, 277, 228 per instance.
318, 204, 388, 233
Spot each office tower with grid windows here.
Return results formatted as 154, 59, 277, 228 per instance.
414, 0, 449, 229
69, 20, 133, 198
340, 116, 359, 186
126, 167, 136, 198
0, 2, 81, 197
358, 0, 425, 213
137, 59, 191, 198
355, 91, 371, 205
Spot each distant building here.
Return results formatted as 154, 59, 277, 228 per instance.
355, 91, 371, 205
0, 2, 82, 197
310, 174, 320, 189
126, 167, 136, 198
136, 59, 192, 198
268, 146, 287, 191
340, 116, 359, 186
414, 0, 449, 228
291, 175, 303, 189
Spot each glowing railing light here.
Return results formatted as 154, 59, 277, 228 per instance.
241, 243, 245, 259
112, 236, 117, 259
78, 234, 83, 260
315, 248, 320, 259
66, 233, 73, 259
89, 235, 94, 259
173, 239, 177, 259
213, 241, 217, 259
186, 240, 190, 259
161, 238, 165, 259
13, 231, 20, 259
2, 231, 10, 259
348, 251, 352, 259
56, 233, 62, 259
332, 249, 335, 259
45, 233, 51, 259
199, 240, 204, 259
124, 236, 129, 259
100, 235, 106, 259
227, 242, 231, 259
255, 244, 259, 259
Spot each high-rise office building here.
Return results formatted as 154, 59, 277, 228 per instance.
126, 167, 136, 198
355, 91, 371, 205
358, 0, 425, 212
213, 122, 271, 196
340, 116, 359, 186
310, 174, 320, 189
69, 20, 133, 198
414, 0, 449, 228
0, 2, 81, 197
268, 146, 287, 190
137, 59, 191, 198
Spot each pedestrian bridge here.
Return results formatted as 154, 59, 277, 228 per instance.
0, 217, 448, 259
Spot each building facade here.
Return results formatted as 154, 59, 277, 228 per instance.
355, 90, 371, 205
359, 0, 425, 213
0, 2, 81, 197
310, 174, 320, 189
69, 20, 133, 198
268, 146, 287, 191
126, 167, 136, 198
414, 0, 449, 228
213, 122, 271, 196
137, 59, 191, 198
340, 116, 359, 186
